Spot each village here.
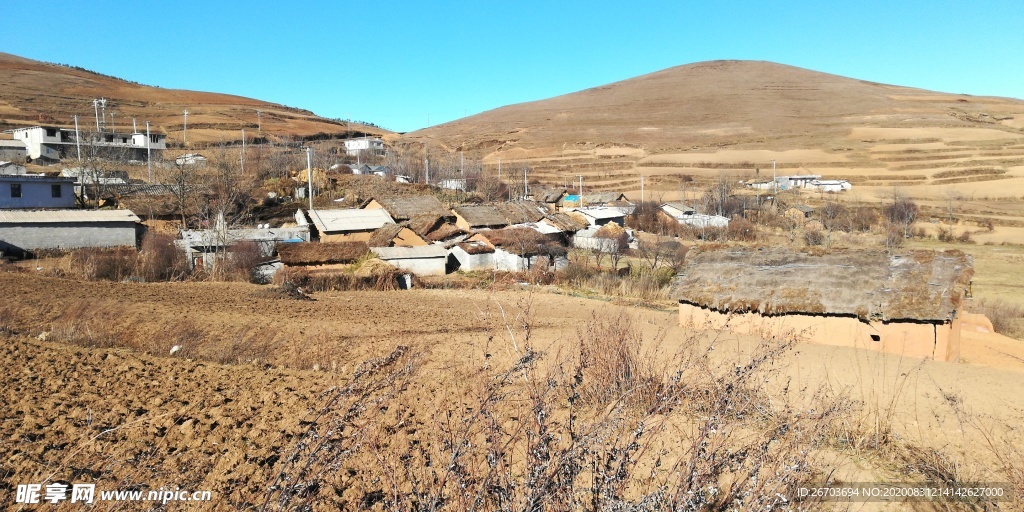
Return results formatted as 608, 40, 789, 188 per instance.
0, 112, 997, 367
3, 78, 1024, 508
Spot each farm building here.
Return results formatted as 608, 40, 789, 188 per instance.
0, 161, 27, 175
773, 175, 821, 190
452, 201, 548, 231
670, 247, 974, 362
178, 226, 308, 270
278, 241, 370, 275
367, 224, 427, 247
0, 209, 141, 254
370, 245, 448, 276
475, 227, 568, 271
573, 224, 627, 253
561, 192, 631, 209
528, 186, 565, 207
453, 205, 510, 230
448, 236, 495, 272
307, 208, 395, 242
1, 175, 76, 209
785, 205, 815, 220
539, 212, 588, 235
407, 214, 466, 243
809, 179, 852, 192
0, 140, 28, 162
363, 195, 451, 222
569, 207, 626, 227
660, 202, 695, 218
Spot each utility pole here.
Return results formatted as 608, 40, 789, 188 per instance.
240, 129, 245, 173
110, 112, 116, 134
577, 175, 584, 207
183, 110, 189, 145
99, 98, 107, 132
73, 115, 81, 162
93, 99, 101, 132
256, 110, 261, 132
640, 174, 644, 203
523, 168, 529, 199
306, 146, 313, 210
132, 118, 137, 133
497, 158, 501, 182
146, 121, 152, 182
772, 159, 777, 193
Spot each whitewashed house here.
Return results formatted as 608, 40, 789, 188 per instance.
370, 245, 448, 276
4, 126, 167, 163
809, 179, 852, 192
343, 137, 385, 156
448, 237, 495, 272
568, 207, 626, 227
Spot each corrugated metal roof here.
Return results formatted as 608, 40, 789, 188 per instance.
0, 209, 141, 223
309, 208, 394, 233
371, 244, 448, 260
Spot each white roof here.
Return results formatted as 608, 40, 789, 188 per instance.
511, 222, 561, 235
308, 208, 394, 233
371, 245, 448, 260
573, 207, 625, 220
0, 209, 140, 224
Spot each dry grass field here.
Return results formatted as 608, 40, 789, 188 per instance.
1, 268, 1023, 509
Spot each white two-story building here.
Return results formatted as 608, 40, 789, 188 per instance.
4, 126, 167, 163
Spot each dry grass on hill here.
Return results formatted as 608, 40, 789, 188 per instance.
0, 52, 389, 145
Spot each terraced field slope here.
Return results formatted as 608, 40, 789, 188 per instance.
406, 60, 1024, 204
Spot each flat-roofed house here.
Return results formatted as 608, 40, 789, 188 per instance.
0, 209, 141, 254
307, 208, 395, 242
370, 245, 448, 276
569, 207, 626, 227
0, 175, 76, 209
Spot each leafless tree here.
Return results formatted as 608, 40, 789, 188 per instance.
819, 200, 847, 248
884, 188, 919, 239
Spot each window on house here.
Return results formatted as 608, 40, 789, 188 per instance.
10, 184, 22, 198
46, 128, 57, 137
51, 184, 62, 198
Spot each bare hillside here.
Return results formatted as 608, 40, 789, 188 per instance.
0, 52, 388, 145
406, 61, 1024, 229
410, 60, 1024, 153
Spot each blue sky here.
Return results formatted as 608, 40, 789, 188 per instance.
2, 1, 1022, 132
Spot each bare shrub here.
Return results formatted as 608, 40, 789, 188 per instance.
851, 206, 879, 232
70, 247, 139, 281
137, 232, 188, 281
804, 229, 824, 246
956, 230, 975, 244
574, 311, 659, 409
263, 309, 842, 510
884, 225, 905, 249
975, 298, 1024, 339
726, 216, 758, 241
